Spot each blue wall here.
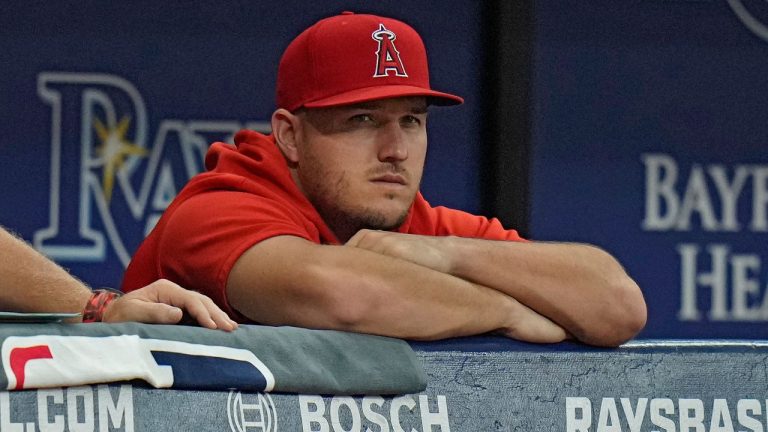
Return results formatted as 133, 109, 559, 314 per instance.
530, 1, 768, 338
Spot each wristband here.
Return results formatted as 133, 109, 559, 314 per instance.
82, 288, 123, 323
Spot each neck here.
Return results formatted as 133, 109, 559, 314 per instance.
289, 169, 355, 243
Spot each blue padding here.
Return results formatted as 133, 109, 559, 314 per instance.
151, 351, 268, 391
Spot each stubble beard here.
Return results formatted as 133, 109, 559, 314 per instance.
300, 170, 414, 242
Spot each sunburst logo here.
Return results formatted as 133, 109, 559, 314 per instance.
34, 72, 270, 268
92, 115, 148, 201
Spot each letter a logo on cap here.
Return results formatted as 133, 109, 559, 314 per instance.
372, 24, 408, 78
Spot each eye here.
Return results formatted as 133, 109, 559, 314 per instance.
402, 115, 423, 126
349, 114, 374, 123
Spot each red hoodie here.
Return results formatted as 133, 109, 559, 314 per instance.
122, 129, 523, 321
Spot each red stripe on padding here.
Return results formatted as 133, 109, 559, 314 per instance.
10, 345, 53, 390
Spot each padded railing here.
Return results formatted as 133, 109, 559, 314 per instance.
4, 336, 766, 431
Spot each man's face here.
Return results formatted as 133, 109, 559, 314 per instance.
293, 97, 428, 241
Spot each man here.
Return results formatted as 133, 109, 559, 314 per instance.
0, 226, 236, 330
123, 12, 646, 346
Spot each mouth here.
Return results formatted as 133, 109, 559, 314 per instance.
371, 174, 407, 186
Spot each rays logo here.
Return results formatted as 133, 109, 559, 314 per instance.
728, 0, 768, 43
32, 72, 269, 267
227, 390, 278, 432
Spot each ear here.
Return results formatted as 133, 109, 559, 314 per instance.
272, 108, 301, 164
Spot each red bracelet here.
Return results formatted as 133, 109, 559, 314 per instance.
82, 288, 123, 323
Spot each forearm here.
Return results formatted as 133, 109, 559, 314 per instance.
0, 227, 236, 329
0, 228, 90, 315
448, 237, 646, 346
227, 236, 563, 341
307, 250, 511, 340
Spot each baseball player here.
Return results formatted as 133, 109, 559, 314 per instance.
123, 12, 646, 346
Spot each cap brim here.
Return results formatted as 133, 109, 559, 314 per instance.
302, 85, 463, 109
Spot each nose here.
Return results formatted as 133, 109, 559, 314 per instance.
376, 123, 408, 162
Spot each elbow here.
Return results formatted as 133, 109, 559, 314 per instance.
588, 276, 647, 348
611, 267, 648, 345
577, 247, 647, 347
624, 280, 648, 337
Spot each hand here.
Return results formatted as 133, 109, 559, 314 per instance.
500, 297, 570, 343
346, 230, 454, 274
102, 279, 238, 331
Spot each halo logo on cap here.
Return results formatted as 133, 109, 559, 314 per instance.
372, 24, 408, 78
276, 12, 464, 111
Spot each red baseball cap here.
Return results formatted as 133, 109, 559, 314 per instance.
276, 12, 464, 111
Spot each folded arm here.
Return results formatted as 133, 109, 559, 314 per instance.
227, 235, 568, 342
347, 230, 647, 346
